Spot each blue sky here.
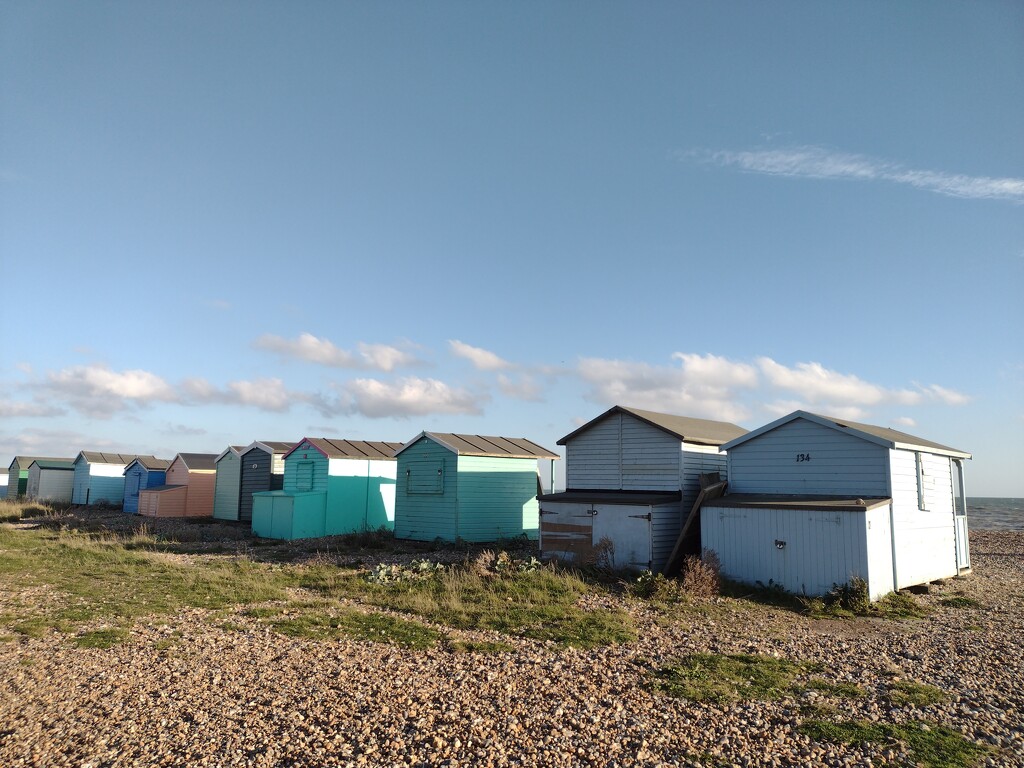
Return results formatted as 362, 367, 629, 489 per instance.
1, 2, 1021, 495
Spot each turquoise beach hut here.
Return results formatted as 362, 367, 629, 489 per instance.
393, 432, 559, 543
122, 456, 172, 514
251, 438, 402, 540
72, 452, 144, 506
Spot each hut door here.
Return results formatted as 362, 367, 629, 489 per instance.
592, 505, 652, 571
539, 504, 595, 564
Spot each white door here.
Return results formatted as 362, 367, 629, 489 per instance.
592, 504, 653, 571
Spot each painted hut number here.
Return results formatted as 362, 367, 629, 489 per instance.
796, 453, 811, 462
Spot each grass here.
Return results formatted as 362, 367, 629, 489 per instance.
298, 564, 636, 648
889, 680, 948, 707
719, 576, 930, 620
0, 499, 67, 523
651, 653, 807, 705
804, 678, 865, 698
799, 720, 991, 768
74, 627, 130, 648
243, 601, 440, 649
0, 523, 634, 648
940, 596, 983, 609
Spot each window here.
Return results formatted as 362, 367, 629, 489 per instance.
407, 461, 444, 494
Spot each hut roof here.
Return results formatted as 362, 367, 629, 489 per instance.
398, 432, 559, 460
8, 456, 74, 472
126, 457, 172, 471
242, 441, 296, 456
721, 410, 971, 459
285, 438, 404, 461
76, 452, 141, 465
557, 405, 747, 447
29, 460, 76, 471
704, 493, 893, 512
174, 453, 218, 471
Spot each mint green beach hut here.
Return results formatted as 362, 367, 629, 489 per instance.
394, 432, 559, 543
251, 438, 403, 540
212, 446, 246, 521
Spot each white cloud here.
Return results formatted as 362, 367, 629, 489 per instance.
672, 353, 759, 389
0, 398, 65, 418
691, 145, 1024, 203
449, 340, 513, 371
183, 377, 299, 412
0, 427, 114, 459
498, 373, 544, 402
43, 365, 179, 417
255, 333, 420, 371
894, 416, 917, 427
917, 384, 971, 406
340, 377, 487, 418
757, 358, 905, 406
576, 355, 752, 423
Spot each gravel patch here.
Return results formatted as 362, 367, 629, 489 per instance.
1, 512, 1021, 767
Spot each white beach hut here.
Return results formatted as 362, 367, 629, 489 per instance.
538, 406, 747, 571
701, 410, 972, 600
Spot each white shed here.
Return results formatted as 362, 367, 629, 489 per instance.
538, 406, 747, 571
702, 410, 972, 600
26, 460, 76, 502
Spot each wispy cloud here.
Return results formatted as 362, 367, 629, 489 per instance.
338, 377, 488, 418
449, 340, 513, 371
0, 399, 66, 418
255, 333, 423, 371
690, 145, 1024, 203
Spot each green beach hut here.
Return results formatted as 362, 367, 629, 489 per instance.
5, 456, 72, 500
394, 432, 559, 543
251, 438, 403, 540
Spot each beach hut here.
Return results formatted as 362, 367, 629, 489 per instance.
252, 438, 402, 540
122, 456, 172, 514
138, 453, 217, 518
238, 441, 293, 523
72, 452, 144, 506
26, 460, 76, 502
212, 446, 247, 521
5, 456, 70, 500
0, 469, 7, 496
537, 406, 747, 571
701, 410, 972, 600
394, 432, 559, 543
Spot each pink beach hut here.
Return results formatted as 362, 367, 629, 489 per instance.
138, 453, 217, 518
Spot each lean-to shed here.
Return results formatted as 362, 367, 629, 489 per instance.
538, 406, 747, 571
122, 456, 172, 513
212, 446, 247, 521
238, 441, 293, 523
394, 432, 559, 543
5, 457, 70, 499
72, 452, 144, 506
138, 453, 217, 518
702, 410, 972, 600
27, 460, 76, 502
252, 438, 402, 540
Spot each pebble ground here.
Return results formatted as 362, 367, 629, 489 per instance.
1, 515, 1020, 768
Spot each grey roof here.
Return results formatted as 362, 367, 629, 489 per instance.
29, 460, 76, 471
76, 452, 142, 465
8, 456, 75, 472
174, 453, 218, 471
558, 405, 747, 447
539, 489, 682, 505
242, 441, 296, 456
287, 438, 404, 461
704, 493, 893, 513
126, 457, 172, 471
400, 432, 559, 459
721, 410, 971, 459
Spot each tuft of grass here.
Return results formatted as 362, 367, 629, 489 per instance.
444, 637, 516, 654
243, 601, 439, 649
652, 653, 806, 705
0, 499, 66, 523
300, 564, 635, 648
889, 680, 948, 707
799, 719, 990, 768
940, 596, 982, 609
74, 627, 129, 648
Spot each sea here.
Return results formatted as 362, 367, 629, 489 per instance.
967, 498, 1024, 531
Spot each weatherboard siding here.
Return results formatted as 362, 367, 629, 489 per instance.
566, 412, 685, 491
726, 418, 889, 495
395, 439, 458, 541
213, 452, 242, 521
239, 447, 283, 523
72, 459, 129, 505
681, 443, 728, 513
455, 455, 540, 541
284, 442, 330, 494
